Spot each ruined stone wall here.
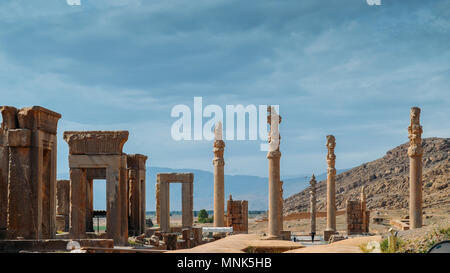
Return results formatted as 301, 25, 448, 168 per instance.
56, 180, 70, 232
127, 154, 148, 236
226, 197, 248, 234
346, 200, 363, 235
0, 106, 61, 240
346, 199, 370, 235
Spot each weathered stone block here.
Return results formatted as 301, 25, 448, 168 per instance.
163, 233, 177, 250
6, 129, 31, 147
17, 106, 61, 134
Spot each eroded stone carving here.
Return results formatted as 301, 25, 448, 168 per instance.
64, 131, 128, 155
408, 107, 423, 158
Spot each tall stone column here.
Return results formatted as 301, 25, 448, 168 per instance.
326, 135, 337, 233
310, 175, 317, 236
278, 181, 284, 232
408, 107, 423, 229
213, 122, 225, 227
267, 106, 281, 239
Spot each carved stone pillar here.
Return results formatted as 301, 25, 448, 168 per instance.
213, 122, 225, 228
408, 107, 423, 229
326, 135, 337, 233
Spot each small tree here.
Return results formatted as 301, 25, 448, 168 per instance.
198, 209, 209, 223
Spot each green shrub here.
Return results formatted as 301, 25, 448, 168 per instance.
198, 209, 214, 223
380, 239, 389, 252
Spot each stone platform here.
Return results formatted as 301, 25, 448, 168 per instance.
285, 235, 382, 253
168, 234, 304, 253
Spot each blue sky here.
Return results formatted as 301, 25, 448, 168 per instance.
1, 0, 449, 177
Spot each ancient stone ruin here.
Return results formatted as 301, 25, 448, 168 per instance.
127, 154, 148, 236
56, 180, 70, 232
408, 107, 423, 229
226, 195, 248, 234
0, 103, 433, 253
63, 131, 129, 245
309, 175, 317, 237
279, 180, 284, 232
213, 122, 225, 228
324, 135, 337, 241
0, 106, 61, 240
155, 173, 194, 232
346, 187, 370, 235
267, 106, 282, 239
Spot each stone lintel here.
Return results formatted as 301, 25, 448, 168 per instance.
68, 154, 124, 169
86, 168, 107, 180
6, 129, 31, 147
157, 173, 194, 183
64, 131, 128, 155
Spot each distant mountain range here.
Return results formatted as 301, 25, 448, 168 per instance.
58, 167, 347, 211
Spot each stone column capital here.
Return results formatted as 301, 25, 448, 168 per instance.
408, 107, 423, 158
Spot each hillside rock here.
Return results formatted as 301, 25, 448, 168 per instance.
284, 138, 450, 213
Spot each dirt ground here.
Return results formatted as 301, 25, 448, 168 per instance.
144, 207, 449, 253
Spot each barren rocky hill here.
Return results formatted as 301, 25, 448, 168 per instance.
284, 138, 450, 214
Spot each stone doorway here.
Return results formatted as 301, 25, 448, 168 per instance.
156, 173, 194, 232
64, 131, 129, 245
